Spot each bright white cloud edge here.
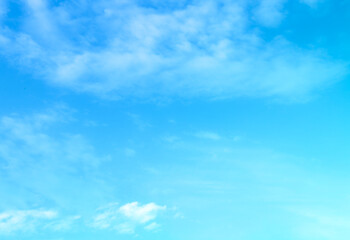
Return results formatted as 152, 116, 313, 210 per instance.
92, 202, 166, 234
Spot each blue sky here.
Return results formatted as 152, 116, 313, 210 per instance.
1, 0, 350, 239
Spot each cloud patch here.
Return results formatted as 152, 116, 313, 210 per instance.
0, 210, 57, 234
92, 202, 166, 234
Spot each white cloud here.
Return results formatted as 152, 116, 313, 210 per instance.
0, 0, 347, 101
92, 202, 166, 234
119, 202, 166, 224
195, 131, 221, 141
0, 210, 57, 234
0, 209, 81, 234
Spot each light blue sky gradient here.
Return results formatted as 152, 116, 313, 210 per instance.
1, 0, 350, 239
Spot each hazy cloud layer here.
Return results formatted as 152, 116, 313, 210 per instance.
0, 107, 108, 210
0, 0, 346, 101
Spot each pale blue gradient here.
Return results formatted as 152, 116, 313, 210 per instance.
1, 0, 350, 239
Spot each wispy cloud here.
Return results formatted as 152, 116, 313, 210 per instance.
0, 0, 345, 101
195, 131, 221, 141
0, 1, 6, 20
0, 209, 57, 234
124, 148, 136, 157
128, 113, 152, 130
45, 215, 81, 231
253, 0, 287, 27
291, 208, 350, 239
0, 107, 108, 210
92, 202, 166, 234
144, 222, 161, 231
